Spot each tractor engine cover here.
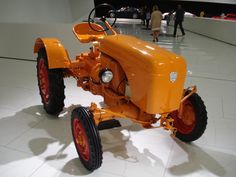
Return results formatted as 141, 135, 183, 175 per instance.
99, 34, 187, 114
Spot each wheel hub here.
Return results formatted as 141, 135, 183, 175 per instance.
173, 99, 196, 134
73, 118, 90, 161
38, 58, 49, 104
181, 104, 195, 125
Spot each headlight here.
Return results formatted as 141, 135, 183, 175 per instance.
99, 69, 113, 83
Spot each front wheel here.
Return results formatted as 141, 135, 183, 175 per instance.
171, 92, 208, 142
71, 107, 102, 171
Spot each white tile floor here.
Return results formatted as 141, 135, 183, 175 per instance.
1, 22, 236, 177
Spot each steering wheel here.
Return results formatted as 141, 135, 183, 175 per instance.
88, 3, 117, 32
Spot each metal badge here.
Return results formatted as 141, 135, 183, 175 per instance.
170, 72, 178, 83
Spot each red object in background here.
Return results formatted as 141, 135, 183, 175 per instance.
212, 13, 236, 20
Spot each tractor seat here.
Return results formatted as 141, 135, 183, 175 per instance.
73, 23, 107, 43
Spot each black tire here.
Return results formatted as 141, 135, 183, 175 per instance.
36, 48, 65, 115
172, 92, 208, 142
71, 107, 102, 171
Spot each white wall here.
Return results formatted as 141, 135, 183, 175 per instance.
0, 0, 73, 23
0, 0, 94, 59
184, 17, 236, 46
0, 22, 91, 60
69, 0, 95, 22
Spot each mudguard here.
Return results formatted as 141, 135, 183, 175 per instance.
34, 38, 70, 69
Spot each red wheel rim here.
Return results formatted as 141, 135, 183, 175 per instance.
72, 118, 90, 161
38, 58, 49, 104
173, 99, 196, 134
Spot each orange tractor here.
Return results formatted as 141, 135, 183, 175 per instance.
34, 4, 207, 171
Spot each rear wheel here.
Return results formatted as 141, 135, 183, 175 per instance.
172, 92, 207, 142
71, 107, 102, 171
36, 48, 65, 115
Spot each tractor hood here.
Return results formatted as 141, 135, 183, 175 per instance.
99, 34, 187, 114
99, 34, 181, 73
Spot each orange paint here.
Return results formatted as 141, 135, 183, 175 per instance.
73, 23, 107, 43
99, 35, 186, 114
34, 38, 70, 69
34, 21, 188, 130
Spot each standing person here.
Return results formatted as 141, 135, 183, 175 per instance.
173, 4, 185, 37
200, 10, 205, 17
220, 12, 225, 19
166, 10, 174, 26
151, 5, 162, 42
145, 8, 151, 29
140, 6, 146, 25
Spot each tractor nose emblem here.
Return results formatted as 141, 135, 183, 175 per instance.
170, 72, 178, 83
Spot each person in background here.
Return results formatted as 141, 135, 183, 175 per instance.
151, 5, 162, 42
140, 6, 146, 25
173, 4, 185, 37
221, 13, 225, 19
145, 8, 151, 29
200, 10, 205, 17
166, 10, 174, 26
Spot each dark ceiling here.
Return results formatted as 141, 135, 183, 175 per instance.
94, 0, 236, 17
